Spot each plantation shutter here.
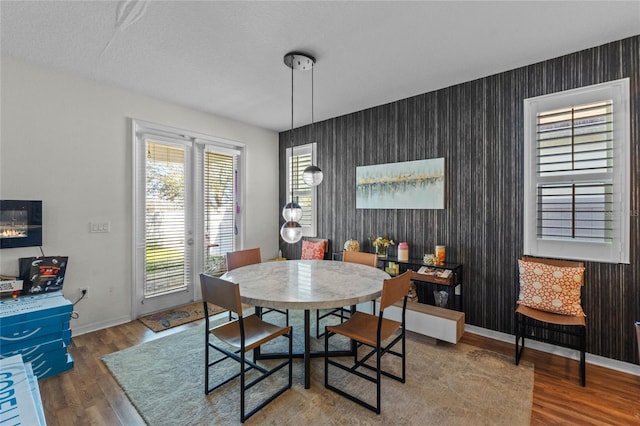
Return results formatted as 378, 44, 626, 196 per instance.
535, 101, 614, 242
523, 78, 630, 264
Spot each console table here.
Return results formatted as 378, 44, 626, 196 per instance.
334, 252, 465, 343
379, 257, 464, 343
378, 256, 463, 312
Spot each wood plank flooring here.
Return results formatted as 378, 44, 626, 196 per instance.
39, 319, 640, 425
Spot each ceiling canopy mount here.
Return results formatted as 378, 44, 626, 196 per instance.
284, 52, 316, 71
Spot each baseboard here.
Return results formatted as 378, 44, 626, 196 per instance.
70, 310, 230, 337
465, 324, 640, 377
71, 315, 132, 337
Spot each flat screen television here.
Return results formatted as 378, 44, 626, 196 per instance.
0, 200, 43, 249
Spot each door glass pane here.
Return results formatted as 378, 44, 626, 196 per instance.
145, 141, 187, 296
204, 151, 236, 275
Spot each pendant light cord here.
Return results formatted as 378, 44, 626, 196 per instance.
290, 57, 295, 204
311, 65, 314, 137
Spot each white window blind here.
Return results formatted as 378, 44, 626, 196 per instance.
524, 79, 630, 263
285, 143, 317, 237
144, 140, 189, 296
203, 148, 238, 273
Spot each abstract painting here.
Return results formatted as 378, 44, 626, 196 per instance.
356, 158, 445, 209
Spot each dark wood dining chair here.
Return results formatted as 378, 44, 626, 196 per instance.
200, 273, 292, 423
324, 270, 411, 414
315, 250, 379, 338
226, 247, 289, 324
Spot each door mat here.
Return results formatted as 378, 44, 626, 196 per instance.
138, 302, 226, 332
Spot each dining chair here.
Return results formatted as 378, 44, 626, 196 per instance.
324, 270, 411, 414
226, 247, 289, 325
200, 273, 292, 423
515, 256, 587, 386
315, 250, 379, 338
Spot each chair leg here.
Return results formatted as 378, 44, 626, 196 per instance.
240, 350, 246, 423
515, 313, 525, 365
401, 327, 406, 382
324, 327, 329, 387
204, 332, 209, 393
288, 328, 293, 387
375, 346, 381, 414
580, 326, 586, 387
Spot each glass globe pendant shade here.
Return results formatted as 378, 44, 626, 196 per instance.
280, 221, 303, 244
282, 202, 303, 222
302, 165, 323, 187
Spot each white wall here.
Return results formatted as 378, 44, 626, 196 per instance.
0, 58, 280, 334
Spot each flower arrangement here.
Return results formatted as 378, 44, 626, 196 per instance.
369, 235, 394, 258
370, 235, 395, 248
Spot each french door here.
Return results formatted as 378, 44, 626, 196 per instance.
133, 120, 243, 317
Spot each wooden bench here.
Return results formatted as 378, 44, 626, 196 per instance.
379, 301, 465, 344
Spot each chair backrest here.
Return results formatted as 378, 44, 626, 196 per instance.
379, 270, 412, 312
343, 250, 378, 267
521, 256, 584, 268
226, 248, 261, 271
200, 273, 243, 317
518, 256, 586, 317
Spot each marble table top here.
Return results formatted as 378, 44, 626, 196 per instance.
220, 259, 390, 310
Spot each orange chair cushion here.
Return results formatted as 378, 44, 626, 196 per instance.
301, 240, 326, 260
517, 259, 585, 316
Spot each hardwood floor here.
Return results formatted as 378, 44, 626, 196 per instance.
39, 319, 640, 425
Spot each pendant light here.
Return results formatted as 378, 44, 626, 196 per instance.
302, 57, 324, 187
280, 52, 313, 244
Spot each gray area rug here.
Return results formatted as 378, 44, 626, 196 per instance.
103, 312, 533, 425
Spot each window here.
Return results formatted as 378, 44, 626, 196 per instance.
201, 146, 240, 272
523, 79, 630, 264
284, 143, 317, 237
133, 120, 244, 315
144, 141, 189, 296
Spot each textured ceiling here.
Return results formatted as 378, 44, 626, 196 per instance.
2, 1, 639, 132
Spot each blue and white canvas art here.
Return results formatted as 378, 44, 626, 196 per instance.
356, 158, 445, 209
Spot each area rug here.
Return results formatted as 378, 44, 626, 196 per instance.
104, 312, 534, 425
138, 302, 226, 332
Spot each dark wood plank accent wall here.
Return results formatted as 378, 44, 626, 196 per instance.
279, 36, 640, 364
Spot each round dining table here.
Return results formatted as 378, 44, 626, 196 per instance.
221, 259, 389, 388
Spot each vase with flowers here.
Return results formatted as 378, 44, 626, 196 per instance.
370, 234, 395, 258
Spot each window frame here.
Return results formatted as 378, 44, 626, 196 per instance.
284, 142, 318, 237
523, 78, 630, 264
